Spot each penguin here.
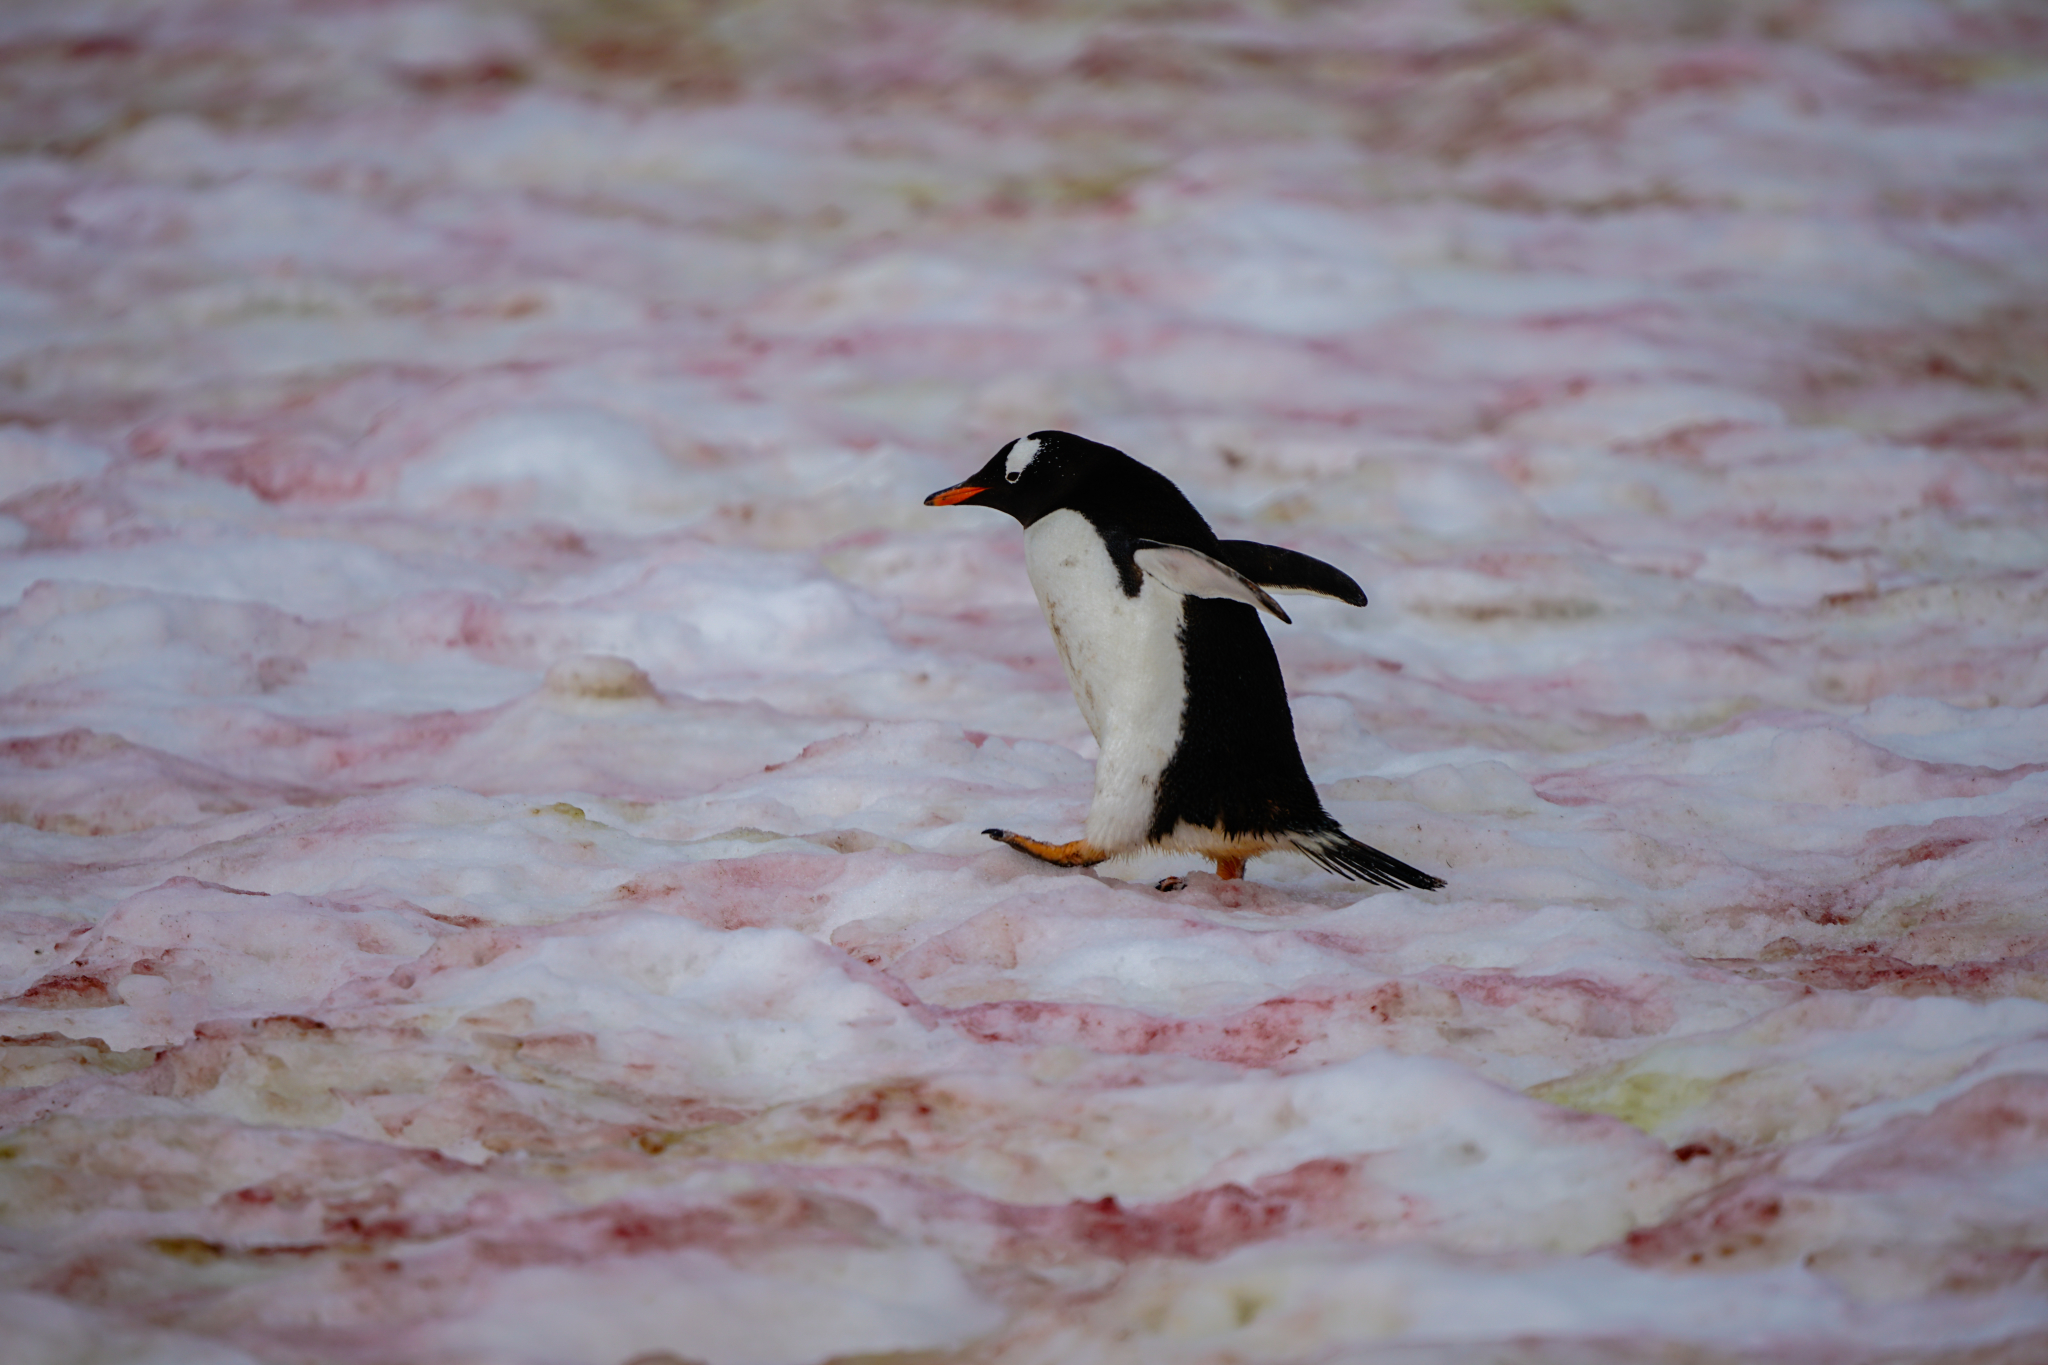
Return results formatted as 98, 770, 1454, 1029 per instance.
924, 430, 1444, 890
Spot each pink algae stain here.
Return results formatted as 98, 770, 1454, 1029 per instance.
1527, 770, 1631, 808
1621, 1185, 1799, 1269
1824, 1074, 2048, 1182
0, 475, 140, 552
476, 1189, 882, 1269
1786, 950, 2020, 997
1623, 1077, 2048, 1273
312, 710, 497, 781
761, 731, 872, 772
944, 984, 1442, 1068
384, 926, 538, 990
0, 728, 130, 768
945, 997, 1320, 1067
1424, 969, 1676, 1039
825, 1080, 941, 1146
1774, 815, 2048, 934
611, 853, 852, 931
1884, 834, 1977, 867
1736, 814, 2025, 930
131, 415, 386, 504
999, 1158, 1407, 1262
4, 971, 118, 1008
319, 1203, 448, 1251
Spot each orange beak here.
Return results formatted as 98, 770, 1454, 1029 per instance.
924, 485, 987, 507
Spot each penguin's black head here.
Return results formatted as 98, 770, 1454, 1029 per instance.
923, 430, 1103, 527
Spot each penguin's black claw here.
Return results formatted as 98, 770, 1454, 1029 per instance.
1154, 875, 1188, 893
983, 827, 1011, 842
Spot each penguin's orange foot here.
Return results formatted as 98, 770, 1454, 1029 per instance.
983, 829, 1109, 867
1213, 855, 1247, 881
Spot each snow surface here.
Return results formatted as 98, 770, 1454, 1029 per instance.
2, 1, 2047, 1362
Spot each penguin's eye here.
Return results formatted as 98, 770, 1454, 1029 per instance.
1005, 470, 1021, 483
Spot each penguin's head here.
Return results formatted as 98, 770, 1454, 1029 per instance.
923, 431, 1096, 526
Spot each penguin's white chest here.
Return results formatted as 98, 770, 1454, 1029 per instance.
1023, 509, 1189, 850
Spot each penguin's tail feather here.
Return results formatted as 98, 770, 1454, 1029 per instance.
1292, 830, 1445, 891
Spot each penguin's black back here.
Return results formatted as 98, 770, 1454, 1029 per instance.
1147, 596, 1332, 843
1153, 601, 1440, 888
1062, 455, 1218, 562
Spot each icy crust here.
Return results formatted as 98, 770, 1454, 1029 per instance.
4, 0, 2048, 1361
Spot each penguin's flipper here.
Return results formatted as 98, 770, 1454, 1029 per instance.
1131, 542, 1291, 623
984, 828, 1110, 867
1213, 541, 1368, 607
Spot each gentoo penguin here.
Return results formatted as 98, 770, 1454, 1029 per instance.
925, 430, 1444, 890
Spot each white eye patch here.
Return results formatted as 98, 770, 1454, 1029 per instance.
1003, 435, 1041, 483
